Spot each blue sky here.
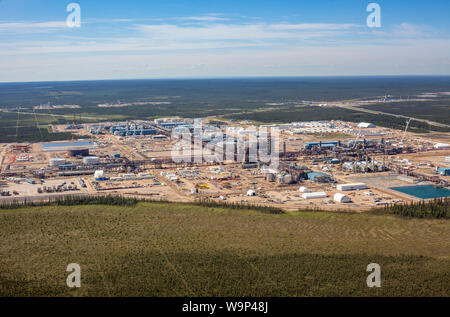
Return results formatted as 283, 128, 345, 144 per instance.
0, 0, 449, 82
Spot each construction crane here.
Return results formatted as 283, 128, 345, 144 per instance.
401, 118, 412, 143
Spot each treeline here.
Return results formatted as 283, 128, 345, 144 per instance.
224, 107, 450, 133
2, 194, 448, 218
376, 198, 449, 219
0, 195, 141, 209
0, 195, 285, 214
0, 126, 77, 143
361, 99, 450, 126
194, 199, 285, 214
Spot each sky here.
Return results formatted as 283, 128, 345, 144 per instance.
0, 0, 449, 82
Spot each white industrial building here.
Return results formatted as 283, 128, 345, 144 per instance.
434, 143, 450, 149
336, 183, 368, 191
83, 156, 100, 164
49, 158, 66, 167
357, 122, 376, 129
302, 192, 327, 199
334, 193, 352, 203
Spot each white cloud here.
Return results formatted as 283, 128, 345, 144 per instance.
2, 38, 450, 82
268, 23, 359, 31
178, 16, 230, 22
0, 16, 449, 81
135, 22, 358, 42
0, 21, 67, 30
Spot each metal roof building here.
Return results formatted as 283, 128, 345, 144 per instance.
302, 192, 327, 199
307, 172, 332, 182
357, 122, 376, 129
334, 193, 352, 203
437, 168, 450, 176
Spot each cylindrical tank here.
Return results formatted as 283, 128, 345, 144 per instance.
94, 170, 105, 180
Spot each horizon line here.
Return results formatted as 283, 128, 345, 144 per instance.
1, 74, 450, 85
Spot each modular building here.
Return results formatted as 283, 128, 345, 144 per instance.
336, 183, 368, 191
68, 149, 90, 157
302, 192, 327, 199
121, 174, 137, 180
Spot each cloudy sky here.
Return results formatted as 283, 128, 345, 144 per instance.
0, 0, 449, 82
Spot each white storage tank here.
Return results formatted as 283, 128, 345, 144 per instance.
299, 186, 311, 193
83, 156, 100, 164
334, 193, 352, 203
302, 192, 327, 199
94, 170, 105, 180
247, 190, 256, 196
50, 158, 66, 167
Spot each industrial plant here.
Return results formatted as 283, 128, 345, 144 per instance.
0, 118, 449, 210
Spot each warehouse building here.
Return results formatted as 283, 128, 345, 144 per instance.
334, 193, 352, 203
357, 122, 376, 129
336, 183, 368, 191
304, 141, 338, 150
434, 143, 450, 149
302, 192, 327, 199
49, 158, 66, 167
307, 172, 334, 183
